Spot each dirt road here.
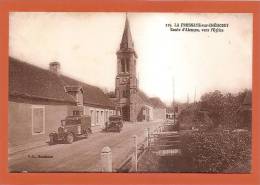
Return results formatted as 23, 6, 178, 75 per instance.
9, 121, 162, 172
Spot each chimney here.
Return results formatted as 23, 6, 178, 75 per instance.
49, 61, 60, 75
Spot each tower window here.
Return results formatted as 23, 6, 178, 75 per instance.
121, 58, 129, 73
126, 59, 129, 72
122, 90, 129, 98
121, 59, 125, 72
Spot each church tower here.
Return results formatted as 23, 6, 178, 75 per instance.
115, 15, 138, 121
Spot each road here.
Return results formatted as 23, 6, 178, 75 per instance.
9, 121, 162, 172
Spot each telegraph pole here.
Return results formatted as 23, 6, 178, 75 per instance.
194, 87, 197, 104
172, 76, 175, 107
187, 93, 189, 104
172, 76, 176, 123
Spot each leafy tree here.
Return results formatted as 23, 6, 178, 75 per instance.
199, 89, 251, 129
200, 90, 224, 127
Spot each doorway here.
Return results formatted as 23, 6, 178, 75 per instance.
122, 105, 130, 121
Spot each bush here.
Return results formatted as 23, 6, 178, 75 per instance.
200, 90, 251, 129
182, 130, 251, 173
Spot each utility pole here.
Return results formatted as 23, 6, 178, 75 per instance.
194, 87, 197, 104
187, 93, 189, 104
172, 76, 175, 107
172, 76, 176, 123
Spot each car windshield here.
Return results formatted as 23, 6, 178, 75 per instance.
63, 116, 81, 125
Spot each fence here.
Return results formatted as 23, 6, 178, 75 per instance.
100, 123, 181, 172
148, 122, 182, 157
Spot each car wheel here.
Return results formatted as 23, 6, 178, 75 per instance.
85, 131, 89, 138
66, 133, 74, 144
49, 135, 55, 145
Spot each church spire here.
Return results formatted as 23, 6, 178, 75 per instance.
120, 13, 134, 50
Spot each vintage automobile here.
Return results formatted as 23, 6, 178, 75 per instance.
104, 115, 123, 132
49, 111, 92, 144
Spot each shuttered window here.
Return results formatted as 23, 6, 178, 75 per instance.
32, 106, 45, 135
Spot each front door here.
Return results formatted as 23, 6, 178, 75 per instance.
122, 105, 130, 121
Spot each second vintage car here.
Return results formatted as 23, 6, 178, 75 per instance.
104, 115, 123, 132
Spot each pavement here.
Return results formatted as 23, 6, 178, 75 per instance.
8, 125, 104, 155
8, 140, 48, 156
8, 121, 162, 172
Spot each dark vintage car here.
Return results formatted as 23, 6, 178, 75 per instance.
104, 115, 123, 132
49, 113, 92, 144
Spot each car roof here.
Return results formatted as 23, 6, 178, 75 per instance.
109, 115, 122, 118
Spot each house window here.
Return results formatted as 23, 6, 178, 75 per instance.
32, 106, 45, 135
101, 111, 103, 123
96, 111, 99, 125
105, 111, 108, 122
90, 110, 95, 126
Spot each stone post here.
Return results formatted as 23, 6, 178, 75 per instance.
101, 146, 112, 172
145, 128, 149, 148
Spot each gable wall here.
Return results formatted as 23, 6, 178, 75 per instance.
130, 93, 153, 122
9, 101, 68, 147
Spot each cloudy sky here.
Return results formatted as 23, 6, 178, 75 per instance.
9, 12, 252, 104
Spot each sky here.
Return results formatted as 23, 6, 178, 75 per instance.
9, 12, 252, 104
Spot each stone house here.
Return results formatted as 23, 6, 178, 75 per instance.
9, 57, 115, 147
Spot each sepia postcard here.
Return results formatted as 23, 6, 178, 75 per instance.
8, 12, 252, 173
0, 1, 260, 185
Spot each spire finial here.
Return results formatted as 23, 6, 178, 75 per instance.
120, 12, 134, 50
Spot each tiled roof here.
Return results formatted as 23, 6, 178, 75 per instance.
137, 90, 153, 107
149, 97, 166, 108
59, 75, 114, 108
9, 57, 114, 108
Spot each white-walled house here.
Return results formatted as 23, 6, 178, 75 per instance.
9, 57, 115, 148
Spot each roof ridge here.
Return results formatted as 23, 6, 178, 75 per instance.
10, 57, 101, 90
9, 57, 114, 108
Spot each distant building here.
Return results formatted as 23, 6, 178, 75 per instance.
9, 57, 115, 147
166, 107, 175, 120
149, 97, 167, 121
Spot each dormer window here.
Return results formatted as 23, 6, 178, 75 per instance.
64, 85, 83, 106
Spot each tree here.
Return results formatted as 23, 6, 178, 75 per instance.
199, 89, 251, 129
200, 90, 224, 127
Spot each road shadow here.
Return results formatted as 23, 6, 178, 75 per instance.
46, 136, 89, 146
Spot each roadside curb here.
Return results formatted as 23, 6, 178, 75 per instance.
9, 130, 103, 156
9, 142, 48, 156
